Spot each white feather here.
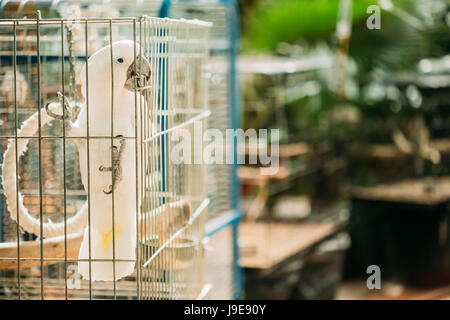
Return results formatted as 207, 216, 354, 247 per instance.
72, 40, 143, 281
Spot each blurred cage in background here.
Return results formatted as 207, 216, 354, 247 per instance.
238, 55, 345, 222
0, 13, 212, 299
237, 55, 351, 299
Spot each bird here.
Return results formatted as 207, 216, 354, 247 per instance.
71, 40, 151, 281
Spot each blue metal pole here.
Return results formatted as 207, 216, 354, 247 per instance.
225, 0, 244, 300
158, 1, 172, 204
159, 0, 171, 18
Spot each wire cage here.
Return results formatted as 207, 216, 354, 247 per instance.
58, 0, 164, 20
0, 13, 212, 299
161, 0, 243, 300
163, 0, 241, 223
12, 0, 238, 219
238, 50, 357, 222
0, 0, 163, 19
33, 0, 244, 300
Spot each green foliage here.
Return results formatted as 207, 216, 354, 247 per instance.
243, 0, 448, 71
350, 10, 448, 74
243, 0, 376, 51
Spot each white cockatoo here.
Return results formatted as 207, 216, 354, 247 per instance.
71, 40, 151, 281
1, 39, 193, 282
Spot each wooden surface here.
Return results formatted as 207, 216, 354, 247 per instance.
351, 176, 450, 205
239, 221, 340, 269
367, 144, 408, 160
0, 233, 83, 270
366, 139, 450, 160
238, 166, 290, 186
337, 280, 450, 300
244, 142, 310, 158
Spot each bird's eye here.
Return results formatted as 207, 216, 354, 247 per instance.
117, 58, 124, 63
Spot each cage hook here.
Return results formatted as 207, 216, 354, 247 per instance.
134, 74, 151, 91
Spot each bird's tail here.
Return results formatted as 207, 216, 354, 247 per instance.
1, 104, 87, 238
77, 224, 136, 281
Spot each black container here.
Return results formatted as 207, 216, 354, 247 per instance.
346, 197, 450, 286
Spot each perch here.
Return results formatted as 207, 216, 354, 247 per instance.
0, 199, 192, 270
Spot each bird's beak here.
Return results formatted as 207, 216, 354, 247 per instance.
125, 54, 151, 91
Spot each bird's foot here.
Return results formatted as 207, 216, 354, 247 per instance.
99, 135, 126, 195
102, 185, 113, 195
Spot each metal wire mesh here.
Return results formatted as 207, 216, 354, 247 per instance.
168, 0, 242, 299
169, 1, 234, 220
205, 226, 234, 299
0, 0, 163, 19
59, 0, 163, 20
0, 14, 211, 300
28, 0, 243, 299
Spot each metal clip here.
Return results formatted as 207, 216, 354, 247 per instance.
135, 74, 151, 91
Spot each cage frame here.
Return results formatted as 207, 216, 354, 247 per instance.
0, 12, 212, 300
